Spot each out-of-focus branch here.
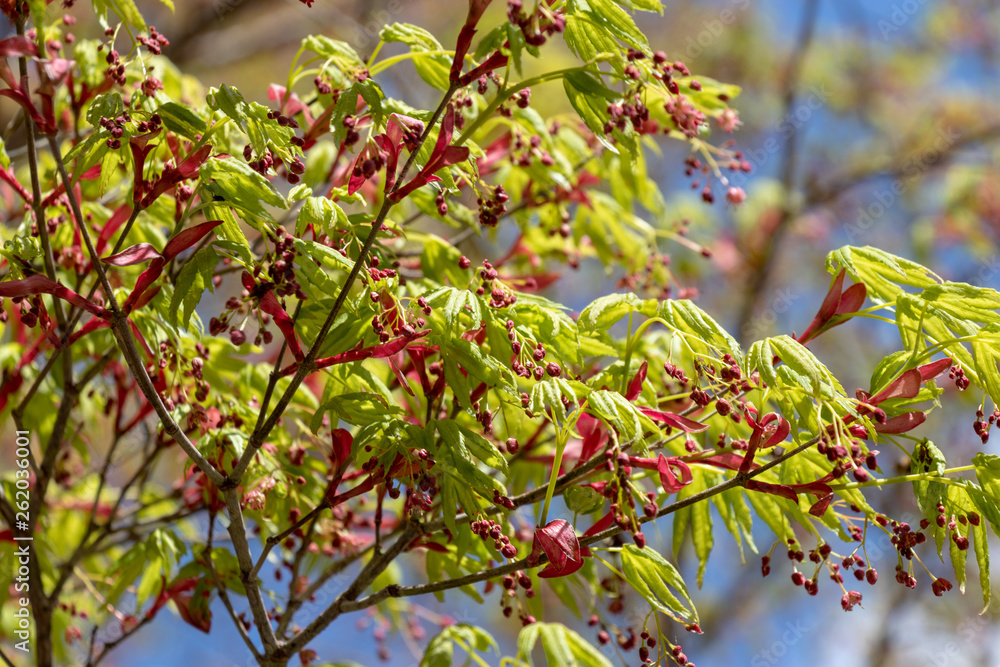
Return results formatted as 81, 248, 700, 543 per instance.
736, 0, 820, 344
806, 123, 1000, 206
164, 0, 273, 59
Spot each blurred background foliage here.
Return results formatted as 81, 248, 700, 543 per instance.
5, 0, 1000, 665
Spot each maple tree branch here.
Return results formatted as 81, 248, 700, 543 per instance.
206, 514, 264, 660
16, 21, 64, 325
44, 129, 283, 656
46, 133, 226, 485
223, 487, 281, 654
335, 434, 824, 614
283, 522, 421, 656
231, 82, 462, 485
736, 0, 820, 343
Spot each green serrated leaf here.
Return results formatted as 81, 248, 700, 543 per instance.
303, 34, 365, 67
200, 157, 287, 222
435, 420, 508, 475
826, 246, 939, 303
169, 246, 217, 328
911, 440, 948, 527
689, 470, 714, 587
380, 23, 452, 90
946, 484, 974, 592
156, 101, 207, 139
427, 286, 482, 330
620, 544, 699, 626
569, 0, 650, 50
565, 486, 605, 514
97, 148, 119, 196
659, 299, 743, 363
421, 624, 498, 667
438, 336, 510, 390
517, 623, 612, 667
295, 197, 347, 237
578, 292, 654, 333
972, 454, 1000, 538
517, 623, 542, 665
615, 0, 663, 12
204, 202, 252, 266
530, 378, 590, 425
313, 392, 398, 431
109, 0, 146, 31
563, 69, 620, 153
564, 14, 620, 64
745, 487, 793, 541
86, 93, 125, 130
972, 512, 990, 612
584, 389, 657, 446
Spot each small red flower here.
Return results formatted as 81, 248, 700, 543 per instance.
136, 144, 213, 208
841, 590, 863, 611
739, 404, 790, 473
931, 577, 953, 596
391, 106, 470, 201
237, 271, 304, 362
347, 114, 425, 196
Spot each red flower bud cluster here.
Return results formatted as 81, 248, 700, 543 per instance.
507, 0, 565, 47
478, 185, 509, 227
137, 26, 169, 55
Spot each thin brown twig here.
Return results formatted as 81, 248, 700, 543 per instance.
283, 522, 421, 656
46, 134, 227, 487
806, 123, 1000, 206
337, 434, 822, 615
230, 82, 462, 485
253, 301, 301, 435
205, 514, 263, 660
13, 205, 142, 417
222, 486, 282, 653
